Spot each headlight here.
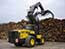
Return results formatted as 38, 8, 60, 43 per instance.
15, 38, 18, 43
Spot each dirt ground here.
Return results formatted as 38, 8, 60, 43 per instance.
0, 40, 65, 49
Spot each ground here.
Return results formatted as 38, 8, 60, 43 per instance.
0, 40, 65, 49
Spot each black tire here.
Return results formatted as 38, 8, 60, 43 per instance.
14, 43, 22, 47
37, 38, 44, 45
25, 36, 35, 47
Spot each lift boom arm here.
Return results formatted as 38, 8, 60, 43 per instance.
26, 2, 54, 34
27, 2, 54, 24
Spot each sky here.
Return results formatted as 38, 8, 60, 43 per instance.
0, 0, 65, 23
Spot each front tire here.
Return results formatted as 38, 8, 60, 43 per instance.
25, 36, 35, 47
14, 43, 22, 47
14, 43, 20, 46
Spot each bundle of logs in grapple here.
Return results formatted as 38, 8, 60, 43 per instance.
40, 18, 65, 42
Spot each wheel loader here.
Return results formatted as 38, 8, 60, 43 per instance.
8, 2, 54, 47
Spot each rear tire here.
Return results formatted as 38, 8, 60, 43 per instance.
38, 38, 44, 45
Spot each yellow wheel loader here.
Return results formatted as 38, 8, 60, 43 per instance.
8, 25, 44, 47
8, 2, 54, 47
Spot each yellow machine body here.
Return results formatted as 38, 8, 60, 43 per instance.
17, 29, 35, 39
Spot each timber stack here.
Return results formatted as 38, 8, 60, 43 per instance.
0, 18, 65, 42
40, 18, 65, 42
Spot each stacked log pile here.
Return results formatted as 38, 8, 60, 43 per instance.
0, 32, 7, 39
40, 18, 65, 42
0, 18, 65, 42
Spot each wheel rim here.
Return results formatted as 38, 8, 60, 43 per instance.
30, 39, 35, 46
41, 38, 44, 43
